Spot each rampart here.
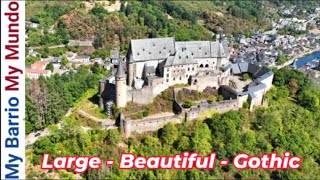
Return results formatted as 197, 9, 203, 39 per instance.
122, 114, 181, 137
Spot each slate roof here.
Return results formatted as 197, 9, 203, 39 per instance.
165, 50, 197, 66
115, 61, 126, 78
175, 41, 211, 58
131, 37, 175, 62
238, 63, 249, 72
231, 64, 241, 74
248, 83, 266, 93
248, 63, 261, 75
130, 37, 229, 62
230, 62, 273, 99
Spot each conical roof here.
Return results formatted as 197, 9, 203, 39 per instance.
217, 42, 225, 57
116, 61, 126, 78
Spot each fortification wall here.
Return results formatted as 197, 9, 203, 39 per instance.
186, 99, 239, 120
121, 99, 242, 137
127, 86, 154, 104
122, 115, 181, 137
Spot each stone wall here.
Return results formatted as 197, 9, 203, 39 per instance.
186, 99, 240, 120
122, 115, 181, 137
121, 98, 242, 137
127, 86, 154, 104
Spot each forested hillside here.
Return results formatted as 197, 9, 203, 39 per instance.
27, 67, 320, 179
25, 65, 109, 134
25, 0, 299, 54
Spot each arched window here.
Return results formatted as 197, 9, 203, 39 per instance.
200, 64, 204, 68
205, 64, 209, 67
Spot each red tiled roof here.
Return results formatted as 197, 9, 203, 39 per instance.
26, 68, 50, 74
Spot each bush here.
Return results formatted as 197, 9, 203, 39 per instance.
243, 101, 250, 109
142, 110, 150, 117
242, 73, 251, 81
182, 100, 195, 108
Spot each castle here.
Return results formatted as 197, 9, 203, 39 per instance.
99, 37, 232, 108
98, 37, 274, 136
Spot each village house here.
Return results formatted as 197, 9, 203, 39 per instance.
26, 61, 52, 79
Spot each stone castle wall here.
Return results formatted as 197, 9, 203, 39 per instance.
186, 99, 240, 120
123, 115, 181, 137
121, 98, 243, 137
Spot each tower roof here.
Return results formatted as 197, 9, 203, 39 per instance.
115, 61, 126, 78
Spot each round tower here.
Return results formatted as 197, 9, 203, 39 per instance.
115, 61, 127, 108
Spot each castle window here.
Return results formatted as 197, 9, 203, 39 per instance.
167, 74, 169, 77
142, 48, 145, 51
179, 56, 181, 59
191, 52, 194, 55
164, 46, 166, 49
137, 53, 140, 56
149, 52, 151, 55
186, 75, 188, 78
173, 77, 175, 81
192, 67, 194, 71
186, 55, 188, 59
167, 68, 169, 72
199, 47, 201, 50
166, 79, 169, 82
205, 52, 207, 55
188, 67, 190, 71
200, 64, 204, 68
169, 50, 172, 53
159, 51, 161, 54
153, 43, 155, 46
205, 64, 209, 67
179, 77, 182, 80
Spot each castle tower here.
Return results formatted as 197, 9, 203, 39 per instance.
115, 61, 127, 108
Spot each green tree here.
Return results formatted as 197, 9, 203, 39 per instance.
61, 56, 68, 68
45, 63, 54, 72
242, 73, 250, 80
160, 123, 178, 145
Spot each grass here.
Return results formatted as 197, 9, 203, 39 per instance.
74, 89, 108, 119
172, 83, 190, 88
123, 94, 173, 120
197, 109, 216, 120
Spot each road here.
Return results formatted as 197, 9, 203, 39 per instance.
29, 40, 93, 49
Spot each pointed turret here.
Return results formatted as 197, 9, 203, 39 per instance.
115, 60, 127, 108
116, 61, 126, 78
217, 42, 225, 57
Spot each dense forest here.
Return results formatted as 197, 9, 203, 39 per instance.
25, 65, 109, 134
25, 0, 294, 54
27, 67, 320, 179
